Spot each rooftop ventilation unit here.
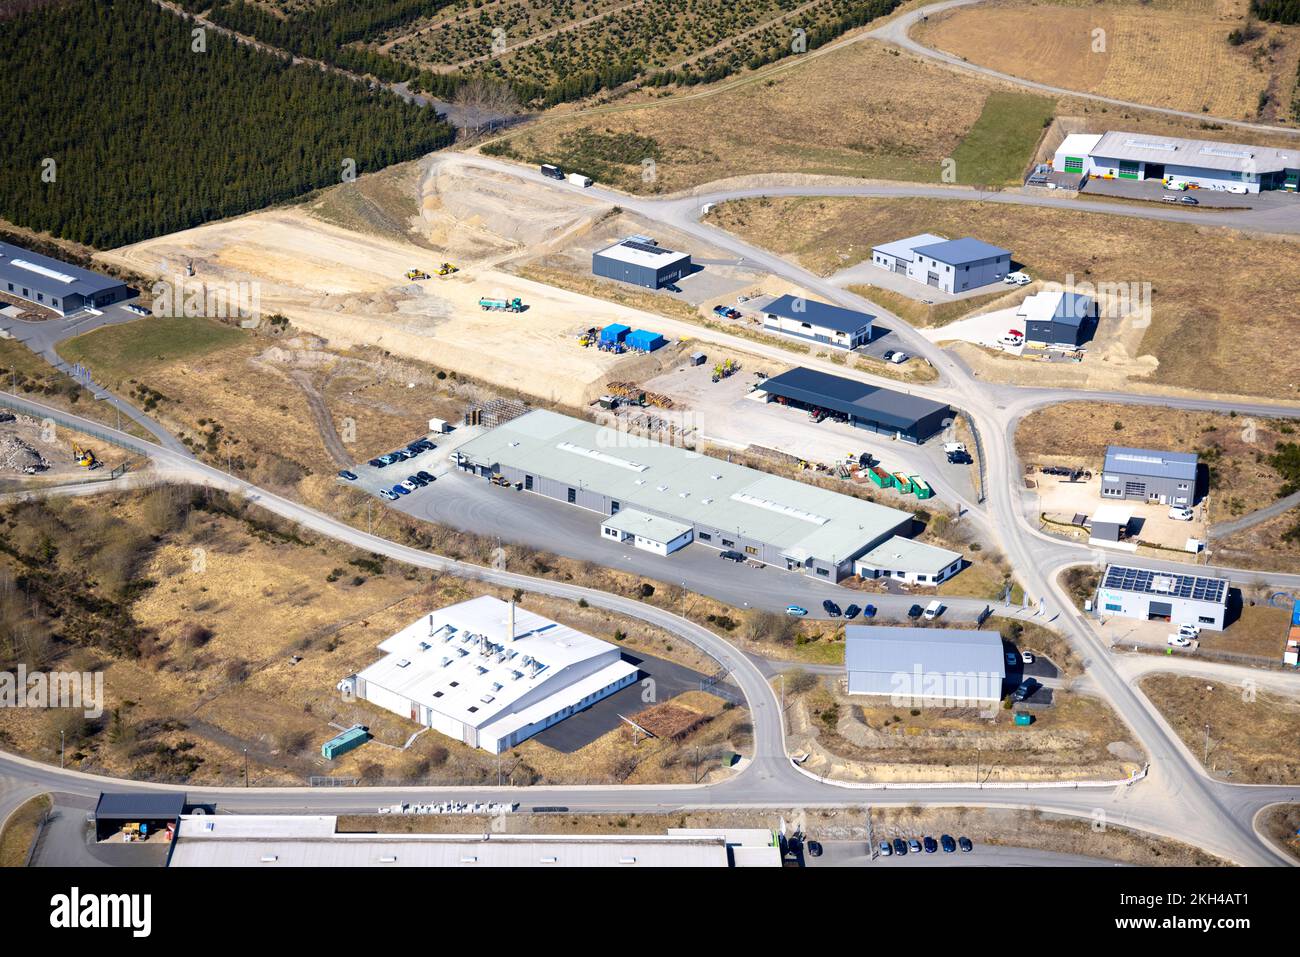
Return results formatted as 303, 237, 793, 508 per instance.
10, 259, 77, 283
555, 441, 648, 472
396, 659, 411, 669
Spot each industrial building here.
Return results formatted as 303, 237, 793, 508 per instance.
453, 409, 915, 581
600, 509, 694, 556
760, 294, 873, 350
870, 235, 1011, 294
845, 627, 1006, 705
755, 366, 952, 444
592, 236, 692, 289
1052, 130, 1300, 193
1016, 289, 1097, 347
853, 536, 964, 586
93, 792, 186, 842
1101, 446, 1198, 506
1088, 504, 1134, 546
345, 596, 639, 754
167, 815, 781, 867
1096, 564, 1229, 631
0, 241, 132, 316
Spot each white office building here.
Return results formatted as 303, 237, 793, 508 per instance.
349, 596, 639, 753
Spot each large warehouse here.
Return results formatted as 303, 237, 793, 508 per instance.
592, 236, 692, 289
755, 366, 952, 443
845, 626, 1005, 705
870, 235, 1011, 294
1096, 564, 1229, 631
348, 596, 639, 754
759, 294, 873, 350
0, 241, 132, 316
1101, 446, 1198, 505
453, 409, 915, 580
1053, 130, 1300, 193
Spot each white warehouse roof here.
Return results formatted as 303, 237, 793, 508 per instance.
855, 536, 960, 574
601, 508, 692, 543
356, 595, 637, 745
1055, 133, 1102, 158
1090, 130, 1300, 175
595, 237, 691, 269
871, 233, 946, 262
455, 410, 914, 564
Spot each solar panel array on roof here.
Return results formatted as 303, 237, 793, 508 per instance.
620, 240, 664, 255
1102, 565, 1227, 604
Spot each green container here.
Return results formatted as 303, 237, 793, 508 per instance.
1014, 712, 1033, 727
909, 476, 933, 499
322, 724, 369, 760
867, 466, 893, 488
892, 472, 914, 494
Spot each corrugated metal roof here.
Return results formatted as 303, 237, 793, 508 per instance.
0, 241, 128, 299
756, 366, 950, 432
1016, 290, 1095, 330
870, 233, 947, 262
910, 237, 1010, 266
1091, 130, 1300, 175
95, 792, 186, 820
594, 237, 691, 269
845, 627, 1005, 699
762, 294, 873, 334
856, 536, 961, 573
1103, 446, 1198, 481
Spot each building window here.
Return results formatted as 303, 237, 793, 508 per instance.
524, 475, 533, 490
816, 568, 829, 577
1198, 616, 1215, 624
611, 500, 620, 513
1105, 603, 1122, 612
697, 532, 711, 542
567, 487, 576, 503
744, 545, 758, 555
721, 539, 735, 547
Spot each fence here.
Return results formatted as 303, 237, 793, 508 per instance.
958, 409, 987, 504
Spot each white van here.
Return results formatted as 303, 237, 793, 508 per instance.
567, 172, 592, 187
922, 600, 944, 621
1168, 506, 1194, 521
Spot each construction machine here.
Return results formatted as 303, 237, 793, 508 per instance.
72, 444, 99, 469
405, 268, 430, 281
436, 262, 458, 276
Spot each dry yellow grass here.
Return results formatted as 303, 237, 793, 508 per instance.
915, 0, 1300, 121
0, 794, 50, 868
1140, 675, 1300, 784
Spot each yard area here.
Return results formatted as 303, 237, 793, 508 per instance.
706, 196, 1300, 401
1140, 674, 1300, 784
914, 0, 1300, 123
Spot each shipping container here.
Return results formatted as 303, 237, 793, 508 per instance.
1292, 600, 1300, 627
625, 329, 667, 352
599, 323, 631, 344
909, 476, 933, 499
866, 466, 893, 488
322, 724, 369, 761
892, 472, 914, 494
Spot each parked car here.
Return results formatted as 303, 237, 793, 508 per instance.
888, 351, 910, 365
416, 471, 436, 483
407, 475, 427, 488
922, 600, 944, 621
337, 470, 358, 481
1178, 623, 1201, 639
892, 838, 907, 856
907, 838, 921, 854
1021, 651, 1035, 664
844, 604, 861, 620
1006, 651, 1019, 666
1167, 634, 1193, 648
1179, 195, 1199, 205
1003, 271, 1031, 286
718, 550, 746, 563
940, 834, 956, 853
1161, 195, 1179, 204
923, 836, 937, 854
907, 604, 923, 620
862, 604, 877, 619
958, 836, 973, 853
712, 305, 730, 318
806, 840, 823, 858
882, 349, 896, 361
378, 489, 398, 501
368, 458, 385, 468
1012, 679, 1035, 702
391, 484, 411, 496
822, 600, 841, 617
786, 605, 808, 617
879, 840, 893, 857
1169, 506, 1194, 521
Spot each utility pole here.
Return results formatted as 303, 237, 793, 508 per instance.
1203, 723, 1211, 766
60, 731, 65, 769
243, 748, 249, 787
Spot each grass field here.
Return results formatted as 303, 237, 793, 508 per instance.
1261, 803, 1300, 863
847, 283, 1016, 328
60, 317, 248, 388
1140, 675, 1300, 784
705, 196, 1300, 400
0, 794, 50, 868
950, 92, 1056, 185
914, 0, 1300, 122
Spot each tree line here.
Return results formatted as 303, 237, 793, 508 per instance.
0, 0, 453, 249
1251, 0, 1300, 24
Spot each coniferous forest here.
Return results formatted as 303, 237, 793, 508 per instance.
0, 0, 454, 249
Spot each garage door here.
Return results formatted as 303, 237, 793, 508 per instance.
1063, 156, 1084, 174
1148, 601, 1173, 620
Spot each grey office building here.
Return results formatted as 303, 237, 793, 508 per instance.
845, 626, 1006, 705
0, 241, 131, 316
1096, 564, 1228, 631
1100, 446, 1198, 506
452, 409, 915, 581
592, 237, 692, 289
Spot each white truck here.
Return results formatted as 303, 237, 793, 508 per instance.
567, 172, 592, 188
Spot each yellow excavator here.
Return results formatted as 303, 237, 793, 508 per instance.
436, 262, 458, 276
73, 443, 99, 469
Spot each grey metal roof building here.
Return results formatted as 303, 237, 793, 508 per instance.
911, 237, 1010, 266
755, 366, 952, 443
1087, 130, 1300, 192
760, 294, 873, 349
592, 236, 692, 289
1097, 564, 1229, 631
94, 792, 186, 840
1016, 290, 1097, 347
453, 409, 915, 581
0, 241, 131, 316
870, 234, 1011, 294
1101, 446, 1198, 505
845, 626, 1005, 704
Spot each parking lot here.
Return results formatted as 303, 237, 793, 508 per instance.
339, 425, 484, 501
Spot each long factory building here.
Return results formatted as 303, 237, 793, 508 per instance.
453, 409, 916, 581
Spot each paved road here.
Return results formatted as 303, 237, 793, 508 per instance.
1210, 489, 1300, 540
874, 0, 1300, 139
809, 840, 1124, 867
